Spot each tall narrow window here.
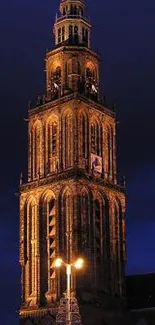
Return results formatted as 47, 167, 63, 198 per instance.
63, 7, 66, 16
96, 124, 100, 156
70, 4, 73, 15
86, 67, 94, 95
48, 120, 58, 174
77, 61, 80, 75
114, 201, 120, 293
85, 29, 88, 45
59, 190, 72, 259
82, 115, 86, 157
94, 199, 102, 265
94, 196, 109, 290
59, 189, 72, 294
80, 193, 89, 254
63, 113, 73, 168
27, 200, 36, 299
33, 124, 41, 179
80, 113, 88, 158
69, 25, 73, 43
48, 199, 56, 293
107, 126, 113, 178
77, 190, 91, 289
85, 67, 98, 99
77, 61, 81, 90
91, 123, 95, 154
62, 26, 65, 42
52, 67, 61, 99
74, 25, 78, 43
30, 130, 33, 179
82, 27, 85, 44
51, 122, 57, 156
94, 197, 106, 288
91, 122, 101, 156
58, 28, 61, 43
73, 5, 77, 15
39, 202, 48, 304
40, 194, 56, 302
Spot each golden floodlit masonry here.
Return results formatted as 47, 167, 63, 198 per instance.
19, 0, 126, 324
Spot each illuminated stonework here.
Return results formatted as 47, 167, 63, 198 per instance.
19, 0, 126, 324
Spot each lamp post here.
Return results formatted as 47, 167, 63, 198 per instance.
55, 257, 84, 325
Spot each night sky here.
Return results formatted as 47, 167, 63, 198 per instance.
0, 0, 155, 324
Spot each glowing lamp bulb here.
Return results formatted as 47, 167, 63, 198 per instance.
74, 258, 84, 269
55, 258, 63, 268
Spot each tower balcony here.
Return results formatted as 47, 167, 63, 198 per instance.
55, 14, 89, 24
28, 90, 115, 117
20, 166, 126, 194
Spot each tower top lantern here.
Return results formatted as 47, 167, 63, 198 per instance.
54, 0, 91, 48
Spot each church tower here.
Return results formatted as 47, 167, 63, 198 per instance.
19, 0, 126, 324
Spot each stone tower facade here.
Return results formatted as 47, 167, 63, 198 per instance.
19, 0, 126, 324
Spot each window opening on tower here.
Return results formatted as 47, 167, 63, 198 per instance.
91, 122, 101, 157
51, 67, 61, 99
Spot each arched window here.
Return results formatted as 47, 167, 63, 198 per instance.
67, 59, 72, 75
62, 26, 65, 42
73, 5, 77, 15
74, 25, 78, 43
86, 67, 94, 94
82, 27, 85, 44
113, 200, 121, 293
91, 123, 95, 153
51, 67, 61, 99
91, 121, 101, 156
48, 122, 57, 158
70, 4, 73, 15
32, 122, 42, 179
25, 198, 37, 299
77, 61, 81, 75
59, 188, 73, 293
79, 7, 84, 17
34, 125, 39, 177
85, 67, 98, 98
107, 126, 113, 178
46, 117, 59, 174
58, 28, 61, 43
82, 28, 89, 45
69, 25, 73, 43
93, 195, 109, 289
79, 113, 88, 159
63, 7, 66, 16
80, 192, 89, 254
85, 29, 88, 45
62, 113, 73, 169
63, 192, 72, 260
94, 199, 102, 266
39, 192, 56, 303
86, 67, 94, 80
52, 122, 57, 155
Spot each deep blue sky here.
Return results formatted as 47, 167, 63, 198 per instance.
0, 0, 155, 323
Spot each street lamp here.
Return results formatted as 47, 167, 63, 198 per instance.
55, 257, 84, 325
